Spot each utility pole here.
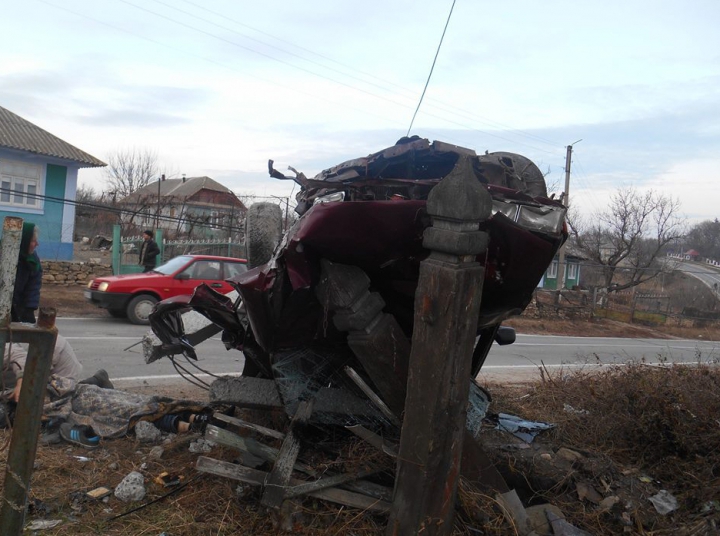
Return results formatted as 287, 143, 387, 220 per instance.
155, 174, 165, 229
556, 140, 580, 296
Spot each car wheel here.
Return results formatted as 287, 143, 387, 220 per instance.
126, 294, 158, 325
108, 308, 127, 319
245, 202, 283, 269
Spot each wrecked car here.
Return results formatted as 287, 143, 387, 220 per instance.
149, 137, 566, 427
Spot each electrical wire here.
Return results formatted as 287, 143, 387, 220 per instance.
117, 0, 556, 153
179, 351, 226, 381
0, 186, 292, 234
172, 0, 562, 148
33, 0, 563, 154
407, 0, 456, 136
169, 356, 211, 390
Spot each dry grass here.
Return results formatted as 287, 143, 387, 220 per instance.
486, 362, 720, 535
2, 364, 719, 534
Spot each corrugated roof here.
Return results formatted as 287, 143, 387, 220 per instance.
0, 105, 105, 168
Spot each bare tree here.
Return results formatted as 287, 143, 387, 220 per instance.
104, 148, 160, 197
685, 219, 720, 260
570, 187, 686, 293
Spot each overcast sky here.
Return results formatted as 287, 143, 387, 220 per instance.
2, 0, 718, 222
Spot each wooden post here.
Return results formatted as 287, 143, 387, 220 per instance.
387, 155, 492, 536
261, 399, 314, 530
1, 309, 58, 536
0, 216, 24, 365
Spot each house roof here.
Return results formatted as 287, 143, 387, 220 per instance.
0, 106, 105, 168
131, 176, 234, 198
124, 176, 245, 209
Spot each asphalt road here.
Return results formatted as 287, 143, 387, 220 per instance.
676, 261, 720, 295
55, 316, 720, 387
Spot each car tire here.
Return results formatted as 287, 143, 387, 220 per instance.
108, 308, 127, 319
245, 202, 283, 269
126, 294, 158, 325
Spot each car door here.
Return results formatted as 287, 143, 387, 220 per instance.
217, 260, 247, 294
171, 259, 220, 296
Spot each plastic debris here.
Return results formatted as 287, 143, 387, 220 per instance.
563, 403, 589, 415
493, 413, 554, 443
25, 519, 62, 530
649, 490, 678, 515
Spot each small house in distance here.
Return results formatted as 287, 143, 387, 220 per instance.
120, 176, 246, 239
0, 105, 105, 260
538, 254, 583, 290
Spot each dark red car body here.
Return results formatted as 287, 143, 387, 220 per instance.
150, 138, 566, 382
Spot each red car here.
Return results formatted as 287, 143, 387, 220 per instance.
85, 254, 247, 324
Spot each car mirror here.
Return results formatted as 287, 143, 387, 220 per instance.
176, 272, 190, 280
494, 326, 516, 346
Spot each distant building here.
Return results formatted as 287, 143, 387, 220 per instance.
538, 254, 583, 290
119, 176, 246, 239
0, 105, 105, 260
684, 249, 700, 261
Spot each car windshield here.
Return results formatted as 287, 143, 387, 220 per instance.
153, 255, 193, 275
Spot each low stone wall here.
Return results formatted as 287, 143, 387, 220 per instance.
42, 261, 112, 286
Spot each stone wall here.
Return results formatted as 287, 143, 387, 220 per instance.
42, 261, 113, 286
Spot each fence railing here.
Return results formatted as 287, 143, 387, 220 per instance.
163, 238, 244, 261
531, 288, 718, 328
112, 225, 245, 274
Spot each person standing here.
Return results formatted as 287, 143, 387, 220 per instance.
138, 229, 160, 273
12, 222, 42, 323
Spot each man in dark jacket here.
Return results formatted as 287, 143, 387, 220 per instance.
12, 222, 42, 323
139, 230, 160, 273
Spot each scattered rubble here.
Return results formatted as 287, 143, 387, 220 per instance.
134, 421, 162, 443
113, 471, 146, 502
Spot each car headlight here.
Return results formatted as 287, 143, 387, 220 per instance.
87, 281, 93, 289
98, 282, 109, 292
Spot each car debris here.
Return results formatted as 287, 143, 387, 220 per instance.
146, 137, 567, 532
491, 412, 555, 443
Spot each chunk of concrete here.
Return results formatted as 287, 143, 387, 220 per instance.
134, 421, 162, 443
525, 504, 565, 535
114, 471, 146, 502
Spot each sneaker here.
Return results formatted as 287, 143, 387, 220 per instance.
93, 369, 114, 390
39, 431, 62, 445
59, 423, 101, 449
189, 413, 212, 433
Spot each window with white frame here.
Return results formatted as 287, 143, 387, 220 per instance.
567, 262, 578, 280
210, 210, 221, 230
547, 260, 558, 279
0, 159, 43, 209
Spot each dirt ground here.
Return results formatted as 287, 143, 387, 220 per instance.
2, 364, 718, 535
10, 249, 715, 534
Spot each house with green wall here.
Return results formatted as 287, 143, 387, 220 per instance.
0, 106, 105, 260
538, 254, 583, 290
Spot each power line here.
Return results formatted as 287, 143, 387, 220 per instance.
115, 0, 557, 154
0, 187, 285, 234
170, 0, 563, 148
407, 0, 456, 136
34, 0, 562, 155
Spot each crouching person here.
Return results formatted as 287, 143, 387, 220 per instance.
1, 334, 113, 404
